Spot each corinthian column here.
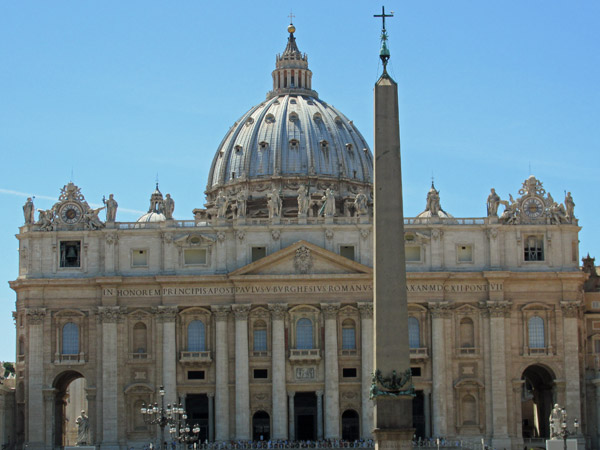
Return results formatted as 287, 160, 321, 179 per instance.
322, 303, 340, 439
429, 302, 449, 438
157, 306, 178, 407
232, 304, 251, 440
269, 303, 288, 439
26, 308, 45, 448
561, 301, 582, 427
97, 306, 124, 448
358, 302, 373, 438
486, 301, 511, 449
212, 305, 231, 441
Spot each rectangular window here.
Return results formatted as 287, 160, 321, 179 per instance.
456, 245, 473, 263
405, 245, 421, 262
253, 329, 267, 352
253, 369, 268, 379
132, 249, 148, 267
524, 236, 544, 261
411, 367, 422, 377
340, 245, 355, 261
592, 320, 600, 331
342, 368, 357, 378
60, 241, 81, 268
184, 248, 207, 265
592, 302, 600, 310
187, 370, 205, 380
251, 247, 266, 262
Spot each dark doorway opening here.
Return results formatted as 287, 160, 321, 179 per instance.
53, 370, 87, 447
186, 394, 209, 442
253, 410, 271, 441
341, 410, 360, 441
295, 392, 317, 440
522, 365, 555, 439
413, 390, 426, 438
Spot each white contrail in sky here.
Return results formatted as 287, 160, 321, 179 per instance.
0, 188, 145, 214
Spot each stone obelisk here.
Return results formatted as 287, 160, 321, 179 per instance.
372, 7, 414, 450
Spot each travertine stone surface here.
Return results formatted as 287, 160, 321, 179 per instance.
322, 303, 340, 439
213, 305, 230, 441
233, 304, 251, 439
270, 304, 287, 439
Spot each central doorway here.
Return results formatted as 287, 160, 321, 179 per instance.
185, 394, 209, 442
252, 411, 270, 441
294, 392, 317, 440
522, 365, 555, 439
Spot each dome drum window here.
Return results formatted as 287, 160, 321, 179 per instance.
259, 141, 269, 150
234, 145, 243, 154
289, 112, 299, 122
289, 139, 300, 150
245, 117, 254, 127
265, 114, 275, 124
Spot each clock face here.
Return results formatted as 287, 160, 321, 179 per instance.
59, 202, 83, 224
523, 197, 544, 218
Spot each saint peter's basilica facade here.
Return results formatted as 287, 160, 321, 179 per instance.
4, 24, 600, 450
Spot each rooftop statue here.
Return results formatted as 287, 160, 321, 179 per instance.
103, 194, 118, 222
23, 197, 35, 224
163, 193, 175, 219
486, 188, 501, 217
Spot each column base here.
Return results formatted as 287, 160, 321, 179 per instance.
373, 428, 414, 450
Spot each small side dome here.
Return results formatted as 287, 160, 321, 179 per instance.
137, 183, 167, 223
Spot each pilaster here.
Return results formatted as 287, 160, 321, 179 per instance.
429, 302, 449, 437
26, 308, 45, 448
560, 301, 582, 425
157, 306, 178, 407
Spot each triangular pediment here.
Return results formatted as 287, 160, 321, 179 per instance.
229, 240, 372, 277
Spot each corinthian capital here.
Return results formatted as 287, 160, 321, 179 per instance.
26, 308, 46, 325
268, 303, 288, 320
211, 305, 231, 321
156, 306, 178, 322
560, 301, 581, 318
96, 306, 126, 323
357, 302, 373, 319
321, 303, 340, 319
485, 301, 512, 318
428, 302, 451, 318
232, 304, 252, 320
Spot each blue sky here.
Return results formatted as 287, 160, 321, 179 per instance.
0, 1, 598, 361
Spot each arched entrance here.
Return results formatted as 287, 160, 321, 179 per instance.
341, 410, 360, 441
521, 365, 555, 439
252, 411, 270, 441
53, 370, 88, 447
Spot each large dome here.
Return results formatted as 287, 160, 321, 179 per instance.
201, 25, 373, 220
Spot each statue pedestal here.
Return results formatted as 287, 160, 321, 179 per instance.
547, 439, 577, 450
373, 428, 414, 450
324, 216, 333, 224
358, 216, 369, 224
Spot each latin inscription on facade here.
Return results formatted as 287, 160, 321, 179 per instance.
102, 282, 501, 298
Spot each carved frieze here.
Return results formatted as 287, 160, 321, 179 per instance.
325, 229, 334, 240
485, 301, 512, 318
360, 229, 370, 240
217, 231, 226, 243
271, 229, 281, 241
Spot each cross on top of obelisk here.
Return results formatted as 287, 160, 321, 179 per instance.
373, 6, 393, 71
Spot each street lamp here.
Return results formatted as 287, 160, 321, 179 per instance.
140, 386, 185, 449
559, 407, 579, 450
170, 409, 201, 445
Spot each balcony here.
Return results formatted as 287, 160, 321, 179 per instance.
289, 348, 321, 363
457, 347, 479, 356
340, 349, 359, 357
130, 352, 149, 360
252, 350, 270, 358
54, 353, 85, 365
524, 346, 552, 356
180, 350, 212, 365
409, 348, 429, 361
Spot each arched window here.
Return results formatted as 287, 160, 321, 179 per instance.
461, 395, 477, 425
188, 320, 206, 351
296, 318, 313, 349
460, 318, 475, 348
133, 322, 147, 354
408, 317, 420, 349
253, 320, 267, 352
62, 322, 79, 355
528, 316, 545, 348
342, 319, 356, 350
